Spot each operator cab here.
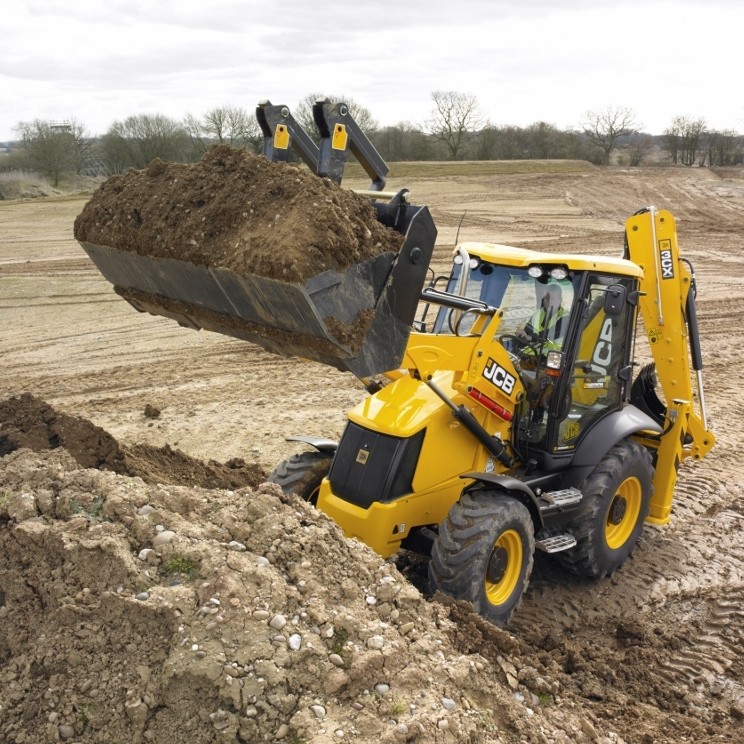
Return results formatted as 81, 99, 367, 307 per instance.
429, 247, 638, 468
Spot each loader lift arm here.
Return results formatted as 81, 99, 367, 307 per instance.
625, 208, 716, 524
258, 99, 389, 192
256, 100, 320, 171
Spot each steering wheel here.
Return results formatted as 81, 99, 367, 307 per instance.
498, 334, 541, 364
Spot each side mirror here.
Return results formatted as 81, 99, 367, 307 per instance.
604, 284, 627, 316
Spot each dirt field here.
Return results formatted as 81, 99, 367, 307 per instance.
1, 162, 744, 743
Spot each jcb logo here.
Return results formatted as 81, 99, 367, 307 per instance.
483, 358, 516, 395
590, 318, 613, 375
659, 241, 674, 279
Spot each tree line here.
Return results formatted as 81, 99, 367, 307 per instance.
4, 92, 742, 186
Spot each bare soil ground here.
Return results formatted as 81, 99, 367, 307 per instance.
1, 162, 743, 744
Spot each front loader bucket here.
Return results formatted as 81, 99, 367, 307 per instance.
79, 201, 436, 378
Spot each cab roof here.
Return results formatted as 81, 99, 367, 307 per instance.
459, 241, 644, 279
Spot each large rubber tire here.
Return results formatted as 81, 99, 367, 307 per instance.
268, 451, 333, 506
429, 492, 535, 627
557, 438, 653, 579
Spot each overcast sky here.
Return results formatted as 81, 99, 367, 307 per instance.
2, 0, 743, 143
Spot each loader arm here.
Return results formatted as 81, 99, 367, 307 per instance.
624, 208, 716, 523
258, 98, 389, 191
256, 100, 320, 170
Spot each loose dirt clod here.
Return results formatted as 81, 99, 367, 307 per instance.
73, 146, 403, 283
0, 394, 265, 490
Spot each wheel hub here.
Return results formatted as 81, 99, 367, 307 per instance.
487, 546, 508, 584
608, 496, 627, 525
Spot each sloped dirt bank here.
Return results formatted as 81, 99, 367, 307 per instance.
0, 394, 265, 490
1, 403, 743, 743
0, 446, 569, 744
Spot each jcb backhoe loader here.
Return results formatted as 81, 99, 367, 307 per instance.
77, 99, 715, 626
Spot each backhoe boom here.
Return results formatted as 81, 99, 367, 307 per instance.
625, 208, 716, 523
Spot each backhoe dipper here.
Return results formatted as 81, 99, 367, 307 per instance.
77, 100, 715, 625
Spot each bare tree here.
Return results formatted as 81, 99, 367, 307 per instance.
476, 125, 521, 160
663, 116, 706, 166
663, 117, 683, 164
13, 119, 88, 185
372, 121, 432, 162
525, 122, 563, 159
581, 106, 637, 165
184, 106, 261, 154
426, 91, 484, 160
626, 134, 655, 166
292, 94, 378, 136
101, 114, 190, 171
706, 129, 743, 166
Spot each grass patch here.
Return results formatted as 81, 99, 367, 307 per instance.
70, 497, 109, 523
0, 169, 55, 200
77, 701, 95, 729
331, 628, 349, 656
161, 555, 200, 581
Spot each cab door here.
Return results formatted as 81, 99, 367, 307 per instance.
555, 275, 635, 450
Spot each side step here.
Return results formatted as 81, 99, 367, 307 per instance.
540, 487, 583, 507
536, 534, 577, 553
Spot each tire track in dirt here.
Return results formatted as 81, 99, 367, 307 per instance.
512, 461, 744, 715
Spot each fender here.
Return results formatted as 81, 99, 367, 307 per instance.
285, 436, 338, 453
572, 404, 661, 466
460, 471, 544, 528
563, 404, 662, 487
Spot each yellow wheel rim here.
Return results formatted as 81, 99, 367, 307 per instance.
605, 476, 642, 550
484, 529, 523, 606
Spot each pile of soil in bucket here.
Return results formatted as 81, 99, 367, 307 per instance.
73, 146, 404, 283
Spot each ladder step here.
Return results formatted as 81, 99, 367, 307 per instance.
540, 487, 583, 508
536, 534, 577, 553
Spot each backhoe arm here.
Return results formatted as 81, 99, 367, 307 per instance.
625, 208, 716, 523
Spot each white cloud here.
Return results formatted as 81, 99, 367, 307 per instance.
1, 0, 743, 140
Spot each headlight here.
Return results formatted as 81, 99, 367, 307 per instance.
546, 350, 563, 371
550, 266, 568, 280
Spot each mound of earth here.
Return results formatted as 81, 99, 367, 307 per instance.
0, 394, 265, 490
0, 445, 578, 744
73, 146, 403, 283
1, 398, 742, 743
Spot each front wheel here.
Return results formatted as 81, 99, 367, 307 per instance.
268, 450, 333, 506
429, 492, 535, 627
557, 438, 653, 578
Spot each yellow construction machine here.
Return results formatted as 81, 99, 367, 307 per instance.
78, 100, 715, 625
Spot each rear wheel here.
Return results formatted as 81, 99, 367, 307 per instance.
558, 438, 653, 578
268, 451, 333, 506
429, 492, 535, 627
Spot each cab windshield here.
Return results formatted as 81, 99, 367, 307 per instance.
433, 258, 575, 343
